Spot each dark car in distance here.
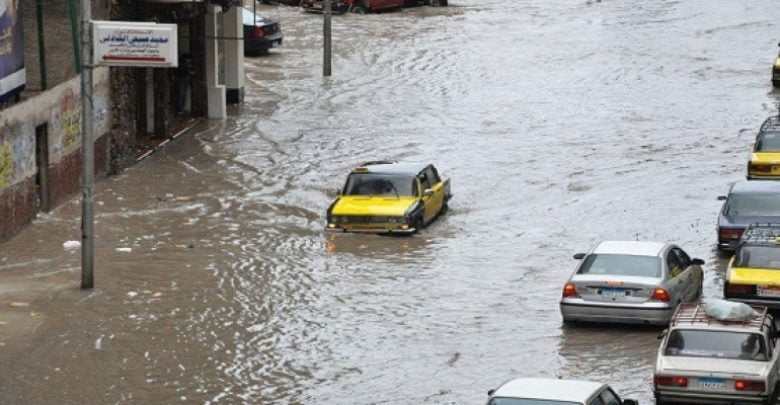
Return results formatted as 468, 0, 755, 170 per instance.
717, 180, 780, 251
242, 8, 283, 56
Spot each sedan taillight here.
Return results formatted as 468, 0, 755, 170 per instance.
719, 228, 743, 240
253, 26, 265, 38
654, 375, 688, 388
562, 283, 579, 298
735, 380, 765, 392
650, 288, 670, 302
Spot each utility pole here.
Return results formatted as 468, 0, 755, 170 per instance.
80, 0, 95, 289
323, 0, 332, 76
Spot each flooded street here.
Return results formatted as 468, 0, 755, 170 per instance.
2, 0, 780, 403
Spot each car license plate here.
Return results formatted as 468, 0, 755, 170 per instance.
758, 286, 780, 298
601, 288, 626, 298
698, 377, 726, 390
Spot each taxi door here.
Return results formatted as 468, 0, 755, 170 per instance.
420, 166, 444, 223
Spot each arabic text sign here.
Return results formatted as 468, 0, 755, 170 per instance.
93, 21, 178, 68
0, 0, 25, 103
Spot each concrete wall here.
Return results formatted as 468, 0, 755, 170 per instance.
0, 67, 112, 242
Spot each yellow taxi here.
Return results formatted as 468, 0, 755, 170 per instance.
326, 161, 451, 234
748, 117, 780, 179
773, 43, 780, 87
724, 224, 780, 308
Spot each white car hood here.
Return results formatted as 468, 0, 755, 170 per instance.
659, 356, 770, 377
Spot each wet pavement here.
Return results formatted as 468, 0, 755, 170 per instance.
2, 0, 780, 403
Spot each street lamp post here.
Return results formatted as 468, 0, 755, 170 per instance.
323, 0, 332, 76
80, 0, 95, 289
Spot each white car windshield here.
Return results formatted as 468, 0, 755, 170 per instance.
488, 399, 580, 405
577, 254, 661, 277
343, 174, 418, 197
664, 330, 768, 361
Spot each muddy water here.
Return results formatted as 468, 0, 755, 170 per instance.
2, 0, 780, 403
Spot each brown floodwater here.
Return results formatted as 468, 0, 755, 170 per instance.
2, 0, 780, 403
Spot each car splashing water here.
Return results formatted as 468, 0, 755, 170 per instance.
1, 0, 780, 403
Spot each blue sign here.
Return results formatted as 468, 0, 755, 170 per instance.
0, 0, 24, 103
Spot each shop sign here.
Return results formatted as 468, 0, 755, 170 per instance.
0, 0, 25, 103
93, 21, 178, 68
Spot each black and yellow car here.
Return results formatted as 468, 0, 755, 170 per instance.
326, 161, 451, 234
724, 224, 780, 308
748, 117, 780, 179
773, 42, 780, 87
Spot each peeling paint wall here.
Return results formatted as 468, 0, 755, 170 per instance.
0, 67, 111, 191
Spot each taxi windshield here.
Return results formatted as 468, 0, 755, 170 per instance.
734, 246, 780, 269
664, 330, 767, 361
757, 131, 780, 152
577, 254, 661, 277
727, 194, 780, 216
344, 173, 418, 197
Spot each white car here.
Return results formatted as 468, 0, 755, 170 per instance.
487, 377, 638, 405
560, 241, 704, 325
654, 303, 779, 404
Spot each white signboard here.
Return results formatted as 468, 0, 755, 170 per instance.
93, 21, 178, 68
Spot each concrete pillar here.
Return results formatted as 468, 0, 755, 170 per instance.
224, 6, 245, 105
205, 5, 226, 119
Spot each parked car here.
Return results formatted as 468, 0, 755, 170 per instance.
486, 377, 638, 405
724, 224, 780, 308
654, 303, 778, 405
747, 116, 780, 179
326, 161, 451, 234
560, 241, 704, 325
242, 8, 283, 55
773, 42, 779, 87
717, 180, 780, 250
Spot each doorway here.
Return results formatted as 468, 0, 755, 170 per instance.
35, 123, 50, 212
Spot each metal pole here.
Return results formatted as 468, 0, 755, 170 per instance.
323, 0, 332, 76
35, 0, 47, 90
80, 0, 95, 289
69, 0, 82, 73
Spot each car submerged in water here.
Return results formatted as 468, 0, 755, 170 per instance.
654, 303, 779, 405
560, 241, 704, 325
486, 377, 638, 405
242, 7, 283, 55
326, 161, 451, 234
717, 181, 780, 250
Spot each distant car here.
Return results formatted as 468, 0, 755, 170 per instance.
773, 43, 779, 87
242, 8, 283, 55
560, 241, 704, 325
747, 117, 780, 180
654, 303, 779, 405
717, 181, 780, 250
486, 377, 638, 405
302, 0, 405, 13
326, 161, 451, 234
724, 224, 780, 308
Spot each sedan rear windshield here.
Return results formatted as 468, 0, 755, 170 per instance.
734, 246, 780, 269
756, 131, 780, 152
343, 174, 418, 197
727, 194, 780, 216
577, 254, 661, 277
488, 399, 580, 405
664, 330, 767, 361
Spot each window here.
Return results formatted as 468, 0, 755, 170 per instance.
726, 193, 780, 216
664, 330, 768, 361
599, 389, 620, 405
757, 131, 780, 152
666, 251, 685, 278
343, 174, 418, 197
427, 167, 441, 184
734, 246, 780, 269
488, 399, 579, 405
577, 254, 661, 277
672, 248, 691, 267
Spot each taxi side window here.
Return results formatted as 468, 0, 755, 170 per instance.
427, 167, 441, 185
419, 173, 432, 191
667, 250, 685, 278
599, 389, 620, 405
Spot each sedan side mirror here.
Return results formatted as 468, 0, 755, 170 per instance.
487, 389, 495, 396
573, 253, 586, 260
691, 258, 705, 266
623, 400, 638, 405
423, 189, 434, 197
717, 195, 727, 201
657, 329, 668, 340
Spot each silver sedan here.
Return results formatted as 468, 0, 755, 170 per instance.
560, 241, 704, 325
